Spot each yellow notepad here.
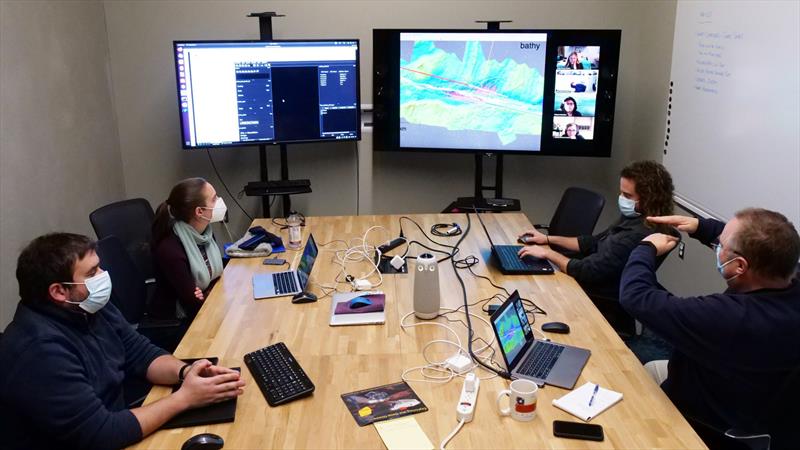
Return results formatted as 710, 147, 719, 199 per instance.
552, 382, 623, 421
374, 416, 434, 450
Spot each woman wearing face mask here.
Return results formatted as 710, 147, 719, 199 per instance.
150, 177, 226, 320
517, 161, 675, 306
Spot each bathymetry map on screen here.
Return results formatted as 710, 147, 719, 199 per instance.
399, 33, 547, 151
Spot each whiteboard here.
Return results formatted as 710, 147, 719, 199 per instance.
664, 1, 799, 228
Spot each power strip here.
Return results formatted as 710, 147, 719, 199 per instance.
456, 373, 480, 422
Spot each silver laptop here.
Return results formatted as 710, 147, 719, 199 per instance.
253, 234, 318, 299
490, 290, 590, 389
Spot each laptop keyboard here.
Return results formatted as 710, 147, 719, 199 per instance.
518, 342, 564, 380
496, 245, 537, 271
244, 342, 315, 406
273, 271, 298, 294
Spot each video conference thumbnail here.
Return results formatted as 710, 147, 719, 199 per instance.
399, 32, 548, 152
553, 45, 600, 141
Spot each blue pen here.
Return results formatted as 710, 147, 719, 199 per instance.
588, 383, 600, 407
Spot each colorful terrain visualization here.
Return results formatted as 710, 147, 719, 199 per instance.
400, 40, 545, 147
497, 311, 526, 361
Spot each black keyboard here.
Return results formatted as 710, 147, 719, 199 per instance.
272, 271, 298, 295
496, 245, 532, 270
244, 342, 315, 406
518, 342, 564, 380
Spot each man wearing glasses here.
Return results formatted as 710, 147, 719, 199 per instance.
619, 209, 800, 448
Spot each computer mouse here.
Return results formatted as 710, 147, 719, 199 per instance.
518, 235, 536, 245
349, 297, 373, 309
181, 433, 224, 450
541, 321, 570, 334
291, 291, 318, 304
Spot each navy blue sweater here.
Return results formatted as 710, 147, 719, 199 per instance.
620, 218, 800, 436
0, 300, 167, 449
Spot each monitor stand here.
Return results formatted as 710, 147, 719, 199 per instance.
444, 20, 520, 214
443, 153, 521, 213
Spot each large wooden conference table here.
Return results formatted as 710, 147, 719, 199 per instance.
131, 213, 706, 449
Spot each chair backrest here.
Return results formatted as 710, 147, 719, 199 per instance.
95, 235, 147, 325
548, 187, 606, 237
90, 198, 155, 280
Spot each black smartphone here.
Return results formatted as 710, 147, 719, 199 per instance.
263, 258, 286, 265
553, 420, 604, 441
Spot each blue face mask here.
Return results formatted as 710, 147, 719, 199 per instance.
715, 243, 742, 282
63, 270, 112, 314
618, 195, 640, 218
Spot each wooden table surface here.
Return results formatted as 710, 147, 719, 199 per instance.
130, 213, 706, 449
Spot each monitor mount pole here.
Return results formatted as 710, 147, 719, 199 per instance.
445, 20, 519, 213
248, 12, 292, 218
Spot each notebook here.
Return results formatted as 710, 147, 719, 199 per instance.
374, 416, 434, 450
330, 291, 386, 326
162, 364, 240, 429
552, 382, 623, 422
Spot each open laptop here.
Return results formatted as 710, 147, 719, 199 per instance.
253, 234, 318, 299
474, 212, 554, 275
490, 291, 590, 389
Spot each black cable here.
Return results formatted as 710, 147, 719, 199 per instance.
355, 144, 360, 216
431, 223, 462, 237
206, 149, 254, 222
450, 213, 511, 379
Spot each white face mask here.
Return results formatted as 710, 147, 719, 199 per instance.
618, 195, 640, 218
62, 270, 112, 314
200, 197, 227, 223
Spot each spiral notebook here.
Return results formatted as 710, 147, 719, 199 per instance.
552, 382, 623, 422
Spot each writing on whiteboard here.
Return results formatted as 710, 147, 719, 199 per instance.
693, 29, 743, 94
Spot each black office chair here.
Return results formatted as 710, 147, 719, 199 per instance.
535, 187, 606, 239
90, 198, 156, 283
96, 236, 186, 407
95, 236, 184, 350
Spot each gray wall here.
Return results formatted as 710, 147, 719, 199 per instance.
0, 1, 126, 328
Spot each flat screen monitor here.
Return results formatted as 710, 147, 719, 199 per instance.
174, 40, 361, 149
373, 29, 620, 157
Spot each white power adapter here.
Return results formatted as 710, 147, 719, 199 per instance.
389, 255, 405, 270
456, 372, 480, 422
445, 354, 473, 373
353, 279, 373, 291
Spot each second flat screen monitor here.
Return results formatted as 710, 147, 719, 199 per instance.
400, 32, 548, 152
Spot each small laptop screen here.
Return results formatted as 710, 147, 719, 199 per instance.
296, 234, 318, 290
493, 291, 534, 367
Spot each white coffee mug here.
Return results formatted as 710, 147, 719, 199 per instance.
496, 379, 538, 421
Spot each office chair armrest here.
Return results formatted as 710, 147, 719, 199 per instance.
724, 429, 771, 450
533, 224, 550, 231
144, 278, 156, 284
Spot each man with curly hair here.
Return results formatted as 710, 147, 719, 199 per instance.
518, 161, 675, 308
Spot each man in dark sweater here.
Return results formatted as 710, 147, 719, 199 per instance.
620, 209, 800, 447
0, 233, 245, 449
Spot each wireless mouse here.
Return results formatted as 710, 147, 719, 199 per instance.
541, 321, 570, 334
518, 235, 536, 245
181, 433, 224, 450
349, 297, 373, 309
291, 292, 318, 304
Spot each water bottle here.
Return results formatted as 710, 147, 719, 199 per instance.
287, 211, 302, 249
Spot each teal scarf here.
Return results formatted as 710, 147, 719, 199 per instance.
173, 221, 223, 290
